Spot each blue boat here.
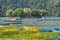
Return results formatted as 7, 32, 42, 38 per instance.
47, 37, 58, 40
37, 29, 52, 32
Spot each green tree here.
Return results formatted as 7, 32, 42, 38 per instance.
12, 8, 23, 24
39, 9, 47, 17
40, 9, 47, 14
23, 8, 32, 18
32, 9, 40, 17
6, 9, 14, 17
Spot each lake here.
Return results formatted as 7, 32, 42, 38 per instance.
0, 17, 60, 29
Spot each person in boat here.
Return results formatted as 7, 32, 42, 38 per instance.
40, 13, 45, 20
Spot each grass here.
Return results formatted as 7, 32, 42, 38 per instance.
0, 29, 60, 40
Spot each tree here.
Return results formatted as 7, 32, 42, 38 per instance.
40, 9, 47, 14
23, 8, 32, 18
32, 9, 40, 17
12, 8, 23, 24
39, 9, 47, 17
12, 8, 23, 17
6, 9, 14, 17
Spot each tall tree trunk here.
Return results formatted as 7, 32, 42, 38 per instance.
19, 16, 22, 24
29, 14, 31, 18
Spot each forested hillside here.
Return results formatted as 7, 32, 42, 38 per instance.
0, 0, 60, 17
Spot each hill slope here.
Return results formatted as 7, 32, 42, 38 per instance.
0, 0, 60, 17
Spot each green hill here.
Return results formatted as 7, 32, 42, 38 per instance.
0, 0, 60, 17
